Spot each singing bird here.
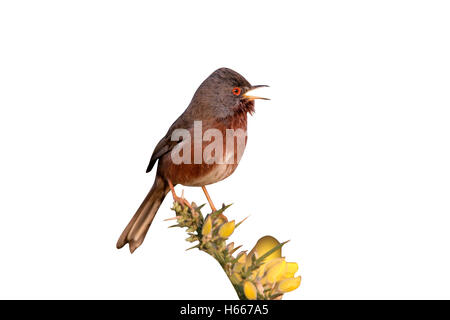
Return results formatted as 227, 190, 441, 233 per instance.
117, 68, 268, 253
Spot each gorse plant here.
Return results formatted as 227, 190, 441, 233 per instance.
168, 198, 301, 300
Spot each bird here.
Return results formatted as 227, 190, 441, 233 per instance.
116, 67, 268, 253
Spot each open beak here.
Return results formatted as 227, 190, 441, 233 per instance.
243, 85, 270, 101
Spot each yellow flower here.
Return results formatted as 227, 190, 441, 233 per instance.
243, 281, 257, 300
243, 236, 301, 298
218, 220, 235, 238
263, 257, 283, 270
265, 259, 286, 283
284, 262, 299, 278
278, 276, 301, 293
249, 236, 282, 263
202, 216, 212, 235
231, 234, 301, 299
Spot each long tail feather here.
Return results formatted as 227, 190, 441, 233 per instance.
116, 175, 169, 253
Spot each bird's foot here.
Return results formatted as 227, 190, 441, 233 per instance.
201, 186, 221, 214
178, 190, 195, 213
168, 180, 194, 213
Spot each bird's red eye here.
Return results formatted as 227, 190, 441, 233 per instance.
232, 87, 241, 96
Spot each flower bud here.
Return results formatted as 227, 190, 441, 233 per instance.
218, 220, 235, 238
202, 216, 212, 236
243, 281, 257, 300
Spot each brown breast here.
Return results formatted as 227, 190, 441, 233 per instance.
158, 112, 249, 186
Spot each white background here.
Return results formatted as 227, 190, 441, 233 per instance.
0, 1, 449, 299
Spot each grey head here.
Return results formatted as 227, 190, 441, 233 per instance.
185, 68, 268, 119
